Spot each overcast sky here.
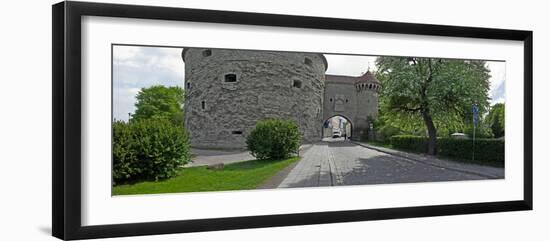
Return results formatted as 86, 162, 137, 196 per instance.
112, 46, 506, 121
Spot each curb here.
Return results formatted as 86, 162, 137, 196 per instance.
352, 141, 502, 179
298, 144, 314, 157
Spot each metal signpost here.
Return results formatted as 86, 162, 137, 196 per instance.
472, 104, 479, 161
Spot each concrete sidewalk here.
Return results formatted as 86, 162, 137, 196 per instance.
187, 144, 313, 167
186, 149, 254, 167
353, 142, 504, 179
278, 143, 329, 188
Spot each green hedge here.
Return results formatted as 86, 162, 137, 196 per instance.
113, 119, 190, 184
246, 119, 301, 160
438, 138, 504, 163
389, 135, 428, 153
389, 135, 504, 163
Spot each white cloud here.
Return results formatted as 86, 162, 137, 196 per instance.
113, 45, 140, 61
324, 54, 377, 76
113, 46, 184, 78
486, 61, 506, 105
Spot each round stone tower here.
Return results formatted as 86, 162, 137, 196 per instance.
182, 48, 327, 149
354, 71, 381, 139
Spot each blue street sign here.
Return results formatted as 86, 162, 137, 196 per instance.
471, 104, 479, 161
472, 105, 479, 126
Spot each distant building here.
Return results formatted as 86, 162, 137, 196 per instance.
182, 48, 380, 149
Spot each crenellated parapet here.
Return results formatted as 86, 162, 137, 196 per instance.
355, 71, 381, 93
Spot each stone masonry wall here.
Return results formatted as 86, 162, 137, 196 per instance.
183, 48, 326, 149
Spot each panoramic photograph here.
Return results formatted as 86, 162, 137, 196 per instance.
111, 45, 505, 195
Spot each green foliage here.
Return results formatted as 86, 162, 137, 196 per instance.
376, 57, 491, 154
113, 119, 190, 184
485, 103, 505, 138
438, 138, 504, 163
132, 85, 185, 125
376, 57, 491, 121
463, 122, 494, 139
390, 135, 428, 153
377, 125, 402, 140
246, 119, 301, 160
112, 121, 140, 182
389, 135, 504, 164
372, 116, 403, 141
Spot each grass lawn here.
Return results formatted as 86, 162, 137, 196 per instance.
113, 157, 299, 195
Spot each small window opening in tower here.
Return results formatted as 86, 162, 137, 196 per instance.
346, 99, 348, 103
224, 74, 237, 83
201, 101, 206, 110
304, 57, 313, 66
330, 98, 333, 102
202, 49, 212, 57
186, 82, 191, 89
232, 130, 243, 135
293, 80, 302, 88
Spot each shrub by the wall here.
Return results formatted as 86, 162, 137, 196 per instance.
389, 135, 504, 164
246, 119, 301, 160
113, 119, 190, 184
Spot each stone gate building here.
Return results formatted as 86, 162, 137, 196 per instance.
182, 48, 380, 149
323, 72, 381, 140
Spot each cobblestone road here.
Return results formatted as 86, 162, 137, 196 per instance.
278, 139, 490, 188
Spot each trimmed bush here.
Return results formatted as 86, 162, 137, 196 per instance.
389, 135, 504, 164
113, 119, 190, 184
246, 119, 301, 160
438, 138, 504, 163
390, 135, 428, 153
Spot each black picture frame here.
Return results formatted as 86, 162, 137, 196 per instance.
52, 1, 533, 240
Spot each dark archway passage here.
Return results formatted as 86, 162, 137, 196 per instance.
322, 115, 353, 141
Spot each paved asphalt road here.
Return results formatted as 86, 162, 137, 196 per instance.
279, 138, 487, 188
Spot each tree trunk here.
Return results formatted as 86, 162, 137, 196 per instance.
422, 110, 437, 155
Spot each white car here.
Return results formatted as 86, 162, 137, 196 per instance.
332, 129, 342, 138
450, 133, 467, 139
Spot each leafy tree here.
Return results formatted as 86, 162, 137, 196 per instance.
132, 86, 184, 125
486, 103, 505, 138
376, 57, 490, 155
463, 121, 494, 139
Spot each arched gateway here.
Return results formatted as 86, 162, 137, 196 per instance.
323, 115, 353, 139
